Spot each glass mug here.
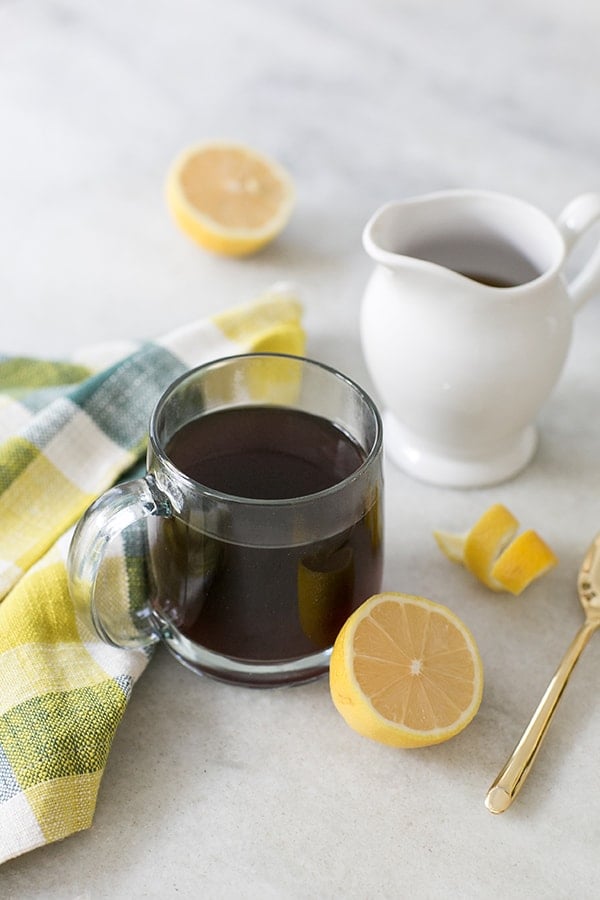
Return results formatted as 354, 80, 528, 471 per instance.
68, 353, 384, 686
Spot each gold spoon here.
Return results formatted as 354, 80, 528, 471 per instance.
486, 533, 600, 814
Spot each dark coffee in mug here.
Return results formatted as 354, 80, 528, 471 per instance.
150, 406, 383, 664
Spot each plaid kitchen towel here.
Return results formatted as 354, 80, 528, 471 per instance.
0, 288, 305, 864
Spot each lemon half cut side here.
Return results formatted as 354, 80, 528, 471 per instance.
329, 592, 484, 748
166, 140, 295, 257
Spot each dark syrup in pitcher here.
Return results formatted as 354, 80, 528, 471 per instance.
407, 233, 541, 287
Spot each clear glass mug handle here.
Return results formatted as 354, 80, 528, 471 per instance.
67, 475, 171, 649
556, 192, 600, 311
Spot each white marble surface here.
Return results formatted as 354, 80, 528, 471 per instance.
2, 0, 600, 897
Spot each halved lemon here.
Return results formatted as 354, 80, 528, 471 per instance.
434, 504, 557, 595
166, 140, 295, 256
329, 592, 484, 748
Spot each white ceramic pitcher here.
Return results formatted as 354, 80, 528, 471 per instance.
361, 189, 600, 487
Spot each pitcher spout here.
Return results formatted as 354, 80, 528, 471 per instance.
362, 195, 468, 275
362, 201, 416, 270
362, 197, 471, 285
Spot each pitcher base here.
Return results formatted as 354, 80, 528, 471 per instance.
383, 412, 538, 488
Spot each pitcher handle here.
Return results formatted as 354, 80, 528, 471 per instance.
556, 193, 600, 311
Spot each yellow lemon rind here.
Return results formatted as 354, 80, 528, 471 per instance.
434, 504, 558, 595
463, 503, 519, 591
491, 529, 558, 596
329, 592, 484, 749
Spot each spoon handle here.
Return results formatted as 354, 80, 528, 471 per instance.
485, 620, 598, 814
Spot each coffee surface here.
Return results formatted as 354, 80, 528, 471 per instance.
166, 405, 365, 498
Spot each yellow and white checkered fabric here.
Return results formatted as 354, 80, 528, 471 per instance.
0, 290, 304, 864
